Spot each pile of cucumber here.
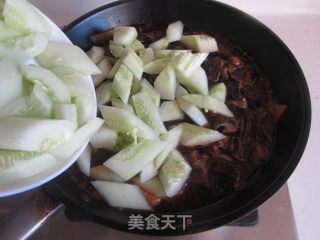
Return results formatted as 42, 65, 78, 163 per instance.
83, 21, 233, 210
0, 0, 103, 183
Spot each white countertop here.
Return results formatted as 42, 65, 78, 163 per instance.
29, 1, 320, 239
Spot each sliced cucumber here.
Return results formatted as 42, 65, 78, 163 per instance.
139, 47, 154, 65
109, 40, 125, 58
99, 106, 159, 141
171, 52, 208, 78
0, 20, 22, 41
176, 66, 208, 95
0, 96, 27, 119
115, 132, 135, 151
0, 117, 76, 152
132, 91, 167, 135
181, 34, 218, 53
106, 58, 122, 79
155, 49, 190, 59
86, 46, 105, 64
143, 57, 171, 74
112, 64, 133, 104
209, 82, 227, 102
77, 145, 91, 177
154, 64, 176, 100
140, 79, 160, 107
92, 57, 112, 87
130, 78, 142, 96
0, 149, 40, 170
182, 94, 234, 117
91, 181, 151, 210
139, 126, 182, 182
36, 42, 101, 75
90, 127, 118, 150
134, 177, 166, 197
3, 0, 52, 37
0, 32, 48, 60
166, 21, 184, 42
126, 39, 145, 52
103, 140, 166, 180
27, 83, 52, 119
180, 123, 225, 146
72, 95, 96, 126
90, 166, 125, 183
0, 57, 23, 109
50, 117, 104, 161
96, 81, 113, 105
159, 101, 184, 122
52, 103, 77, 126
111, 98, 134, 113
113, 26, 138, 45
121, 49, 143, 80
159, 149, 191, 197
21, 64, 71, 103
176, 85, 208, 126
149, 37, 169, 51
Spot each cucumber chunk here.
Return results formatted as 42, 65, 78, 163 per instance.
176, 85, 208, 126
140, 79, 160, 107
176, 66, 208, 95
171, 52, 208, 78
155, 49, 190, 59
0, 96, 28, 119
180, 123, 225, 146
139, 47, 154, 65
36, 42, 101, 75
149, 37, 169, 51
91, 181, 151, 210
90, 127, 118, 150
112, 64, 133, 104
130, 78, 142, 96
92, 57, 112, 87
181, 34, 218, 53
166, 21, 184, 42
209, 82, 227, 102
143, 57, 171, 74
27, 83, 52, 118
0, 149, 40, 170
0, 57, 23, 109
132, 91, 167, 135
103, 139, 166, 180
109, 40, 125, 58
159, 149, 191, 197
99, 106, 159, 141
111, 98, 134, 113
121, 49, 143, 80
86, 46, 105, 64
106, 58, 122, 79
182, 94, 234, 117
134, 177, 166, 197
96, 81, 113, 105
72, 95, 96, 126
20, 64, 71, 103
126, 39, 145, 52
90, 166, 125, 183
113, 26, 138, 45
0, 20, 22, 41
77, 145, 91, 177
0, 32, 48, 60
0, 117, 76, 152
52, 103, 77, 126
159, 101, 184, 122
154, 64, 176, 100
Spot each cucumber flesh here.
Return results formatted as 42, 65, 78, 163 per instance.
27, 83, 52, 118
176, 66, 208, 95
0, 20, 22, 41
115, 132, 135, 151
20, 64, 71, 103
180, 123, 225, 146
106, 58, 122, 79
159, 101, 184, 122
130, 78, 142, 96
149, 37, 169, 51
0, 57, 23, 109
111, 98, 134, 113
0, 117, 76, 152
72, 95, 96, 126
121, 49, 143, 80
182, 94, 234, 117
126, 39, 145, 52
52, 103, 78, 126
99, 105, 159, 141
159, 149, 191, 197
113, 26, 138, 45
155, 49, 190, 59
50, 117, 104, 161
90, 127, 118, 150
0, 96, 28, 119
181, 34, 218, 53
140, 79, 160, 107
91, 181, 151, 210
103, 139, 166, 180
0, 149, 40, 169
86, 46, 105, 64
166, 21, 184, 42
77, 145, 91, 177
154, 64, 176, 100
171, 52, 208, 78
132, 91, 167, 135
139, 47, 154, 65
90, 166, 125, 183
92, 57, 112, 87
36, 42, 101, 75
134, 177, 166, 197
112, 64, 133, 104
209, 82, 227, 102
176, 85, 208, 126
109, 40, 125, 58
96, 81, 113, 105
143, 57, 171, 74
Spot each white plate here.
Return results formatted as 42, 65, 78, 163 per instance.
0, 8, 97, 197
